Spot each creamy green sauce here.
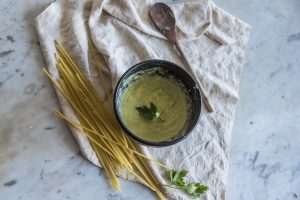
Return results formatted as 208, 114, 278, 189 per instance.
121, 75, 189, 142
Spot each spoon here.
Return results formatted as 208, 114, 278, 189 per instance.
149, 2, 214, 113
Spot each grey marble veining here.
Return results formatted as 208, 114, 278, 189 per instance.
0, 0, 299, 200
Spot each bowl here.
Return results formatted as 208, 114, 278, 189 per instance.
113, 60, 201, 146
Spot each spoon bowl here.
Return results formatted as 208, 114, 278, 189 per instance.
149, 3, 177, 42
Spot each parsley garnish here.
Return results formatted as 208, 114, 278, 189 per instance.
164, 170, 208, 197
135, 102, 164, 122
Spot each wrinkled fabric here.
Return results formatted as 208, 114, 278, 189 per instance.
35, 0, 250, 199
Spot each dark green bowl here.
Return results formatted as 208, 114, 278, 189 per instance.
113, 60, 201, 147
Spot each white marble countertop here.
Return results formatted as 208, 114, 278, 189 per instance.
0, 0, 299, 200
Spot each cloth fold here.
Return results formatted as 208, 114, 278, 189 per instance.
97, 0, 212, 41
35, 0, 250, 199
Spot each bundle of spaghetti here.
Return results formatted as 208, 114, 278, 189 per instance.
43, 40, 171, 200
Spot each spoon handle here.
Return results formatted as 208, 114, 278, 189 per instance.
174, 41, 214, 113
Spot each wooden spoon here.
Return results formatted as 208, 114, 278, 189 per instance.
150, 2, 214, 113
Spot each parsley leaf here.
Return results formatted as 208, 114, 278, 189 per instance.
164, 170, 208, 198
185, 183, 208, 197
170, 170, 188, 186
135, 102, 164, 122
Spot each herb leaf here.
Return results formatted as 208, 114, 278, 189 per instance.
185, 183, 208, 197
135, 106, 154, 120
165, 170, 208, 198
150, 102, 156, 113
170, 170, 188, 186
135, 102, 164, 122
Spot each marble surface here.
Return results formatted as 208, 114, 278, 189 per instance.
0, 0, 299, 200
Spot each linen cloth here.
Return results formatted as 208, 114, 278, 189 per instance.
35, 0, 251, 199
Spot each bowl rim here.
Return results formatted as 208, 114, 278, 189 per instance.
113, 59, 202, 147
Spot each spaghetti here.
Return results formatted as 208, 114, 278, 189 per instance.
44, 40, 171, 199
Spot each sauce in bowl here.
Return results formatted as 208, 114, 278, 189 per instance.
114, 60, 201, 146
120, 74, 190, 142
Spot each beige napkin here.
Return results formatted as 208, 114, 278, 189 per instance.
35, 0, 250, 199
